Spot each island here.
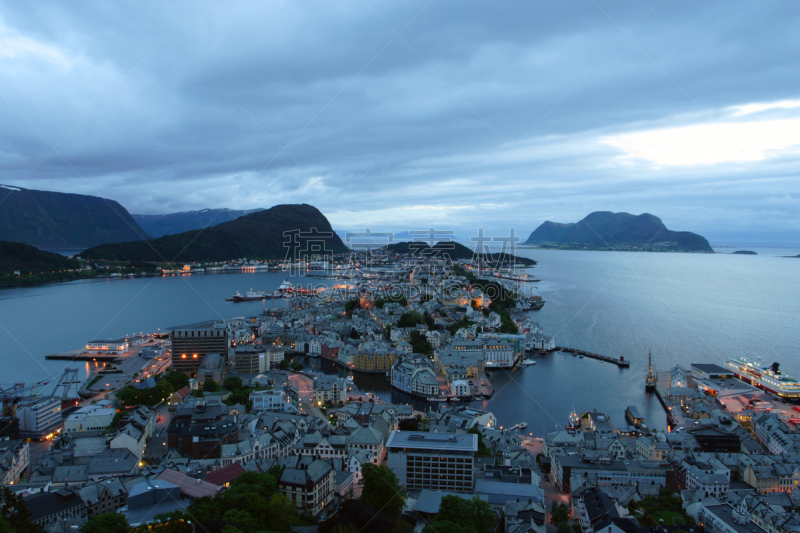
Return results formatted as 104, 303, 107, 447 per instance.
523, 211, 713, 252
732, 250, 757, 255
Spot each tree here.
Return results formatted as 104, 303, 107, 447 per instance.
398, 311, 424, 328
81, 512, 130, 533
224, 376, 243, 391
203, 379, 219, 392
468, 427, 491, 457
279, 359, 291, 370
164, 370, 190, 390
114, 386, 140, 406
266, 492, 298, 532
360, 463, 406, 520
0, 487, 41, 533
551, 502, 569, 525
435, 496, 496, 533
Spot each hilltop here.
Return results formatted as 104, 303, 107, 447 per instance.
133, 208, 265, 238
82, 204, 347, 262
385, 241, 537, 266
0, 241, 81, 273
0, 184, 148, 250
524, 212, 713, 252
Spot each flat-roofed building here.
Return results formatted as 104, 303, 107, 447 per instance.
197, 353, 225, 383
172, 326, 228, 373
64, 406, 116, 435
86, 339, 129, 354
232, 346, 269, 374
386, 430, 478, 493
17, 397, 62, 439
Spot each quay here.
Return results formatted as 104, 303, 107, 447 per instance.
653, 384, 679, 426
556, 346, 630, 367
45, 350, 120, 363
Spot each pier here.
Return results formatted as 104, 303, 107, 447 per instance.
653, 385, 679, 426
556, 346, 630, 367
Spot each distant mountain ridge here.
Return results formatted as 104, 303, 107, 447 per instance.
524, 212, 713, 252
385, 240, 537, 265
0, 241, 80, 273
0, 185, 149, 250
82, 204, 348, 262
133, 208, 265, 238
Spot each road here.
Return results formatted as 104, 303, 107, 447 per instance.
288, 373, 328, 423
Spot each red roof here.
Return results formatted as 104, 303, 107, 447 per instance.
175, 386, 191, 398
206, 463, 246, 486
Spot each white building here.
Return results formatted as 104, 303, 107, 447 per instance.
18, 397, 62, 439
250, 388, 294, 412
312, 376, 347, 405
85, 339, 129, 354
64, 406, 116, 435
450, 380, 470, 397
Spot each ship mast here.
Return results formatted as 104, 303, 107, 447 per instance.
646, 350, 657, 391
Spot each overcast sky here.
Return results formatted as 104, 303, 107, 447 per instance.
1, 1, 799, 245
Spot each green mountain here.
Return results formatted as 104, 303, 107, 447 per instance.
524, 211, 713, 252
82, 204, 347, 262
0, 184, 148, 250
132, 208, 265, 238
385, 241, 536, 265
0, 241, 80, 273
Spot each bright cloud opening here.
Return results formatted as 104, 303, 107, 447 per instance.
602, 117, 800, 167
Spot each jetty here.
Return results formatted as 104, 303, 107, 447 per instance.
556, 346, 630, 367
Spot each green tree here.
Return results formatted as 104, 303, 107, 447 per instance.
164, 370, 190, 390
114, 386, 140, 406
81, 512, 130, 533
398, 311, 424, 328
266, 492, 298, 532
551, 502, 569, 525
0, 487, 42, 533
279, 359, 290, 370
360, 463, 406, 520
224, 376, 243, 391
435, 495, 495, 533
203, 379, 219, 392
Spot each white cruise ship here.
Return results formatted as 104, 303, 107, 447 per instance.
724, 357, 800, 399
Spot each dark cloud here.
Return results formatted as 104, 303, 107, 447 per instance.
0, 1, 799, 244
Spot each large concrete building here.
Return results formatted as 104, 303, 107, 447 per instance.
17, 397, 63, 439
171, 326, 228, 373
386, 430, 478, 493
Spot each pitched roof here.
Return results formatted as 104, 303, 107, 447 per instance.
155, 469, 223, 499
206, 463, 246, 486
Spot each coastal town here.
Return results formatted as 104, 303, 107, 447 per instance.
2, 247, 800, 533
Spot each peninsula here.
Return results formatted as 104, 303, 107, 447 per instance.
523, 211, 713, 252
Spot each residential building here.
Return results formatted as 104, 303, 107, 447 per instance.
353, 348, 397, 373
391, 357, 440, 398
24, 489, 85, 529
278, 459, 335, 516
250, 388, 295, 412
0, 438, 29, 485
312, 376, 347, 405
386, 430, 478, 493
79, 478, 128, 518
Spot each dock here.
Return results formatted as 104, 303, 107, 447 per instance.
45, 350, 121, 362
653, 385, 679, 426
556, 346, 630, 367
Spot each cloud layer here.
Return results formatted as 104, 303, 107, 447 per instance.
1, 1, 799, 244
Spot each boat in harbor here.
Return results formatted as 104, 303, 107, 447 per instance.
518, 422, 528, 429
646, 351, 657, 392
566, 408, 580, 431
521, 359, 536, 366
518, 295, 545, 311
725, 357, 800, 400
227, 289, 269, 302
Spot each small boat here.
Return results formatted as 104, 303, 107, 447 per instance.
473, 395, 485, 401
521, 360, 536, 366
518, 422, 528, 429
579, 354, 584, 359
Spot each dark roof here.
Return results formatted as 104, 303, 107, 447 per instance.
24, 490, 84, 522
691, 364, 730, 375
206, 463, 246, 486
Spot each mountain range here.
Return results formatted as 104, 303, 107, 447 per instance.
385, 240, 536, 265
0, 185, 148, 250
132, 208, 265, 238
524, 212, 713, 252
82, 204, 348, 262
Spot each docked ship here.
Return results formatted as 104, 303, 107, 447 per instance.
725, 357, 800, 400
566, 408, 580, 431
227, 289, 268, 302
518, 296, 545, 311
646, 351, 657, 392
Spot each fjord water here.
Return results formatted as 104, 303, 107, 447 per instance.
0, 246, 797, 433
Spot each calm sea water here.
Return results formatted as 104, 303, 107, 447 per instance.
1, 246, 797, 433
